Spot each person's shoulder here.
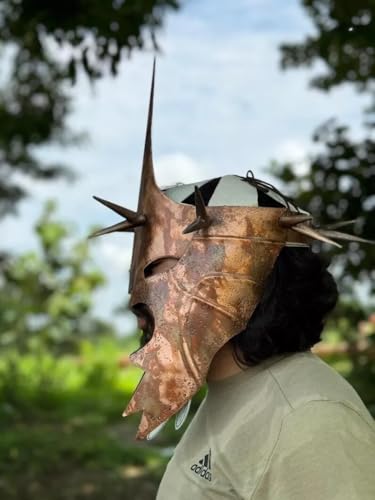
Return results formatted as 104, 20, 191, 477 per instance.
213, 351, 373, 472
200, 353, 374, 499
267, 350, 373, 423
251, 398, 375, 500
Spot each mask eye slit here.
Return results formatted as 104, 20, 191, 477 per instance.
144, 257, 179, 278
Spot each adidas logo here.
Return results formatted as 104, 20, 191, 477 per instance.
190, 449, 212, 482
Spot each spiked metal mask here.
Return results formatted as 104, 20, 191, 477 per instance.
90, 62, 375, 439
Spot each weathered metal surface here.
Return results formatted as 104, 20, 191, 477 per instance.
125, 199, 292, 439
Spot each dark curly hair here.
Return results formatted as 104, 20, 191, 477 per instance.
231, 246, 338, 366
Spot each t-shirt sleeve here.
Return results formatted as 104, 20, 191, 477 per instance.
251, 400, 375, 500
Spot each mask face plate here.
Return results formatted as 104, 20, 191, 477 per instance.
126, 193, 290, 438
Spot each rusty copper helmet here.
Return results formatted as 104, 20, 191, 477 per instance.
90, 62, 374, 439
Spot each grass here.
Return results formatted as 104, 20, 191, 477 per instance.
0, 332, 373, 499
0, 337, 173, 500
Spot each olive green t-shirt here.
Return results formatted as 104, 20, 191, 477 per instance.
157, 351, 375, 499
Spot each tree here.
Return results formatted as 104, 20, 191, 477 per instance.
272, 0, 375, 294
0, 200, 115, 354
0, 0, 180, 217
280, 1, 375, 92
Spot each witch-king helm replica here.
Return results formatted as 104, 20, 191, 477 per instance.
90, 62, 374, 440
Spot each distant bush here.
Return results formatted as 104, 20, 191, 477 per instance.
0, 201, 116, 355
0, 337, 142, 424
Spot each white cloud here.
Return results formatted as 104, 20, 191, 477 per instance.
156, 153, 209, 187
275, 139, 310, 176
95, 239, 132, 273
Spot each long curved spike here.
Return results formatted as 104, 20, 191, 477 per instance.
138, 58, 157, 202
129, 60, 158, 295
93, 195, 139, 222
279, 214, 313, 228
88, 219, 142, 239
318, 229, 375, 245
291, 224, 342, 248
144, 58, 155, 164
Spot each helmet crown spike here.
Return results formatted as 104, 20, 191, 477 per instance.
138, 57, 158, 206
89, 59, 159, 239
182, 186, 212, 234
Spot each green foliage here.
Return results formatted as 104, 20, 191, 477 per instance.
0, 330, 372, 500
273, 0, 375, 294
0, 0, 180, 81
0, 0, 181, 217
0, 200, 115, 353
0, 424, 156, 474
269, 119, 375, 293
0, 337, 141, 423
0, 337, 168, 500
321, 310, 375, 415
0, 38, 77, 217
280, 1, 375, 92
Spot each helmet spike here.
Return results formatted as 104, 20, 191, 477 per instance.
93, 196, 141, 222
183, 186, 212, 234
279, 214, 313, 228
289, 219, 375, 248
88, 218, 144, 239
317, 229, 375, 245
138, 57, 157, 203
128, 59, 164, 294
291, 224, 342, 248
321, 219, 358, 230
89, 195, 146, 239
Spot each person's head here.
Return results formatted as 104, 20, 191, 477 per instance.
231, 246, 338, 367
91, 64, 371, 439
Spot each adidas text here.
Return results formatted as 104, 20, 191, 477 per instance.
190, 450, 212, 482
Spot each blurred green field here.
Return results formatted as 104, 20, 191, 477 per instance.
0, 324, 374, 500
0, 337, 180, 500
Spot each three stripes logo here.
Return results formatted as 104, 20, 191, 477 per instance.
190, 449, 212, 482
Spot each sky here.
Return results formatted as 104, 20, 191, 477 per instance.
1, 0, 370, 333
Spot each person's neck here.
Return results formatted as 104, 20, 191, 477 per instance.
206, 343, 246, 382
